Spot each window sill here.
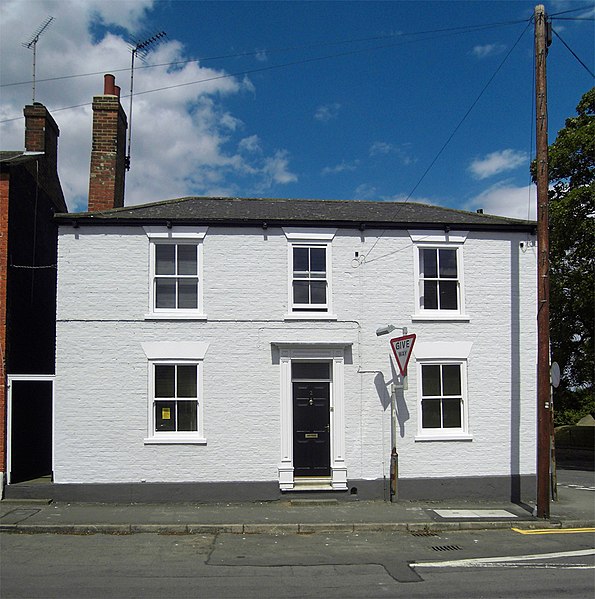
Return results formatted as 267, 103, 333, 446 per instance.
415, 433, 473, 442
411, 314, 470, 322
144, 437, 207, 445
284, 313, 338, 321
144, 312, 207, 321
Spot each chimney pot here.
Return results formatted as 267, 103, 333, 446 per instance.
104, 73, 116, 96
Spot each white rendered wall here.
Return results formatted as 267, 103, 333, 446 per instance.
55, 225, 537, 484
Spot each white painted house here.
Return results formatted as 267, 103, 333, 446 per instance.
10, 76, 538, 503
51, 195, 538, 502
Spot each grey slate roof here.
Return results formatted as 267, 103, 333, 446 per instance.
55, 195, 536, 231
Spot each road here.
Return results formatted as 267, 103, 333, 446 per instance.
1, 527, 593, 598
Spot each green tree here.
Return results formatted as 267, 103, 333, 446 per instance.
543, 87, 595, 425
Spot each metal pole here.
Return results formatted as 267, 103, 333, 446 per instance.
534, 3, 551, 519
32, 41, 36, 103
390, 384, 398, 502
126, 49, 136, 171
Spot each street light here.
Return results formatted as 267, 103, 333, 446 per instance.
376, 324, 407, 336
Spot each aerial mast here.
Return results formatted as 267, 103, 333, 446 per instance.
22, 16, 54, 104
126, 31, 166, 170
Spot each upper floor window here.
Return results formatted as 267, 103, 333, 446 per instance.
292, 245, 328, 311
409, 230, 468, 320
154, 243, 198, 309
419, 247, 458, 310
144, 226, 208, 319
283, 227, 337, 320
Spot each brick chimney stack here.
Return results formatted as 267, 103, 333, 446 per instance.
88, 74, 128, 212
24, 103, 60, 174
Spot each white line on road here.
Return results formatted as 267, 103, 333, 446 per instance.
412, 548, 595, 569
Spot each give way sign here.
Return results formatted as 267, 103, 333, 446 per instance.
390, 334, 416, 377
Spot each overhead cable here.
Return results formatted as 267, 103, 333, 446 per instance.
551, 27, 595, 78
0, 21, 530, 124
403, 21, 532, 203
0, 18, 528, 89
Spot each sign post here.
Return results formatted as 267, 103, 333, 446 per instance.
388, 333, 416, 502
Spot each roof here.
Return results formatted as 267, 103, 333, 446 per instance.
0, 150, 43, 166
1, 150, 67, 213
55, 196, 535, 232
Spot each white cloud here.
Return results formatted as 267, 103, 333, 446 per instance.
321, 160, 359, 175
238, 135, 261, 153
254, 49, 268, 62
468, 149, 528, 180
369, 141, 415, 165
466, 182, 536, 220
0, 0, 295, 210
471, 43, 506, 59
314, 103, 341, 122
369, 141, 393, 156
262, 150, 298, 186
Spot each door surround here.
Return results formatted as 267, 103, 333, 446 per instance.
275, 344, 348, 491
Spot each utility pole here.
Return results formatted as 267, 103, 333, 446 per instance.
534, 4, 551, 519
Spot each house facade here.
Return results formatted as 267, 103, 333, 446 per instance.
51, 198, 538, 502
3, 75, 539, 503
0, 104, 66, 495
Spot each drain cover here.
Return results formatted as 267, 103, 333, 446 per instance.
431, 545, 463, 552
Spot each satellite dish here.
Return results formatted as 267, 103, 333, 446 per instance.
550, 362, 561, 388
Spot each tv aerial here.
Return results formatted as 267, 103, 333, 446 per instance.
126, 31, 167, 170
22, 16, 54, 104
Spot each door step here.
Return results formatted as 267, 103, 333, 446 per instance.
291, 477, 333, 491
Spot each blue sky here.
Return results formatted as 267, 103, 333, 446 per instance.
1, 1, 593, 216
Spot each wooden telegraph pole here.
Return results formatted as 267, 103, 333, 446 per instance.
534, 4, 551, 519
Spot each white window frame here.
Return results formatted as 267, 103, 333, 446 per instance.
409, 230, 469, 321
144, 226, 208, 320
142, 342, 209, 444
283, 228, 337, 320
414, 341, 473, 441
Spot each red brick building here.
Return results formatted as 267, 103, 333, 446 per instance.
0, 104, 66, 492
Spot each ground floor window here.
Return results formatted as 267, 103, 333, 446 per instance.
141, 341, 208, 444
154, 364, 198, 432
418, 361, 468, 437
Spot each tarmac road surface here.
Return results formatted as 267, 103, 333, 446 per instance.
1, 527, 593, 598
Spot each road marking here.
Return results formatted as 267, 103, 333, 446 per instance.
512, 527, 595, 535
412, 548, 595, 569
559, 484, 595, 492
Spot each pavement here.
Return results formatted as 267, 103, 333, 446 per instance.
1, 471, 593, 535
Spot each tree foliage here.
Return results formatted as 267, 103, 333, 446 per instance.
543, 87, 595, 425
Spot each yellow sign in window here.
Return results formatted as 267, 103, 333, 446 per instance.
162, 407, 171, 420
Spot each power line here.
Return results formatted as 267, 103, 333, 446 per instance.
403, 20, 532, 202
551, 27, 595, 78
0, 20, 530, 124
0, 18, 528, 89
548, 5, 595, 17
